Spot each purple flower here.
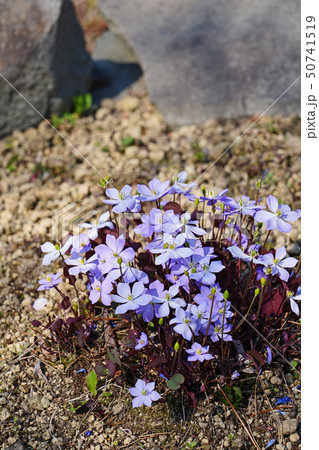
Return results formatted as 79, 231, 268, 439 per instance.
266, 347, 272, 364
156, 284, 186, 318
137, 178, 170, 202
189, 257, 225, 285
94, 234, 135, 274
255, 195, 299, 233
129, 379, 161, 407
194, 284, 224, 308
111, 281, 151, 314
177, 212, 206, 239
134, 208, 180, 237
70, 233, 91, 254
258, 247, 298, 282
185, 343, 213, 362
189, 303, 210, 330
136, 280, 163, 322
170, 171, 197, 195
104, 185, 141, 213
40, 239, 72, 266
150, 233, 193, 265
65, 253, 97, 276
228, 245, 263, 265
169, 307, 199, 341
224, 195, 263, 216
288, 287, 301, 315
107, 258, 149, 284
79, 212, 114, 240
89, 278, 113, 306
199, 188, 230, 206
38, 272, 62, 290
135, 332, 149, 350
209, 322, 233, 342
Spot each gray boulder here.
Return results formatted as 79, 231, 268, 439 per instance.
99, 0, 300, 125
0, 0, 92, 137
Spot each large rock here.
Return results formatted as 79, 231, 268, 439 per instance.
0, 0, 92, 137
99, 0, 300, 125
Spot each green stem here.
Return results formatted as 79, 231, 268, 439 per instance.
254, 285, 265, 326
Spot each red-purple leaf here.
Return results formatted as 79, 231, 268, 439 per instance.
150, 356, 168, 368
246, 349, 265, 366
262, 290, 285, 316
186, 391, 198, 408
106, 360, 116, 377
164, 202, 184, 216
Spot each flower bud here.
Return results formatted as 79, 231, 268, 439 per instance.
256, 179, 262, 190
261, 277, 266, 287
55, 243, 60, 250
158, 317, 164, 325
117, 257, 123, 265
201, 185, 206, 195
194, 198, 199, 208
254, 288, 260, 296
174, 342, 180, 352
223, 290, 229, 300
99, 178, 107, 188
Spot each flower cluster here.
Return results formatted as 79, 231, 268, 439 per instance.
37, 172, 301, 408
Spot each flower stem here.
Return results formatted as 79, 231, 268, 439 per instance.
203, 294, 215, 346
254, 285, 265, 326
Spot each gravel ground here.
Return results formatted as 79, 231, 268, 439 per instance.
0, 92, 300, 449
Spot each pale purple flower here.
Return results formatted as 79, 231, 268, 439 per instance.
137, 178, 170, 202
134, 208, 179, 237
150, 233, 193, 265
210, 322, 233, 342
156, 284, 186, 318
70, 233, 91, 254
224, 195, 263, 216
170, 171, 197, 194
289, 287, 301, 315
185, 343, 213, 362
166, 273, 190, 294
79, 212, 114, 240
194, 284, 224, 307
38, 272, 62, 290
94, 234, 135, 274
107, 258, 149, 284
258, 247, 298, 282
136, 280, 163, 322
129, 379, 161, 408
176, 212, 206, 239
228, 245, 263, 265
190, 257, 225, 285
199, 188, 230, 205
255, 195, 299, 233
135, 332, 149, 350
266, 347, 272, 364
40, 239, 72, 266
189, 303, 210, 330
111, 281, 151, 314
89, 278, 113, 306
65, 253, 97, 276
169, 307, 199, 341
104, 185, 141, 213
